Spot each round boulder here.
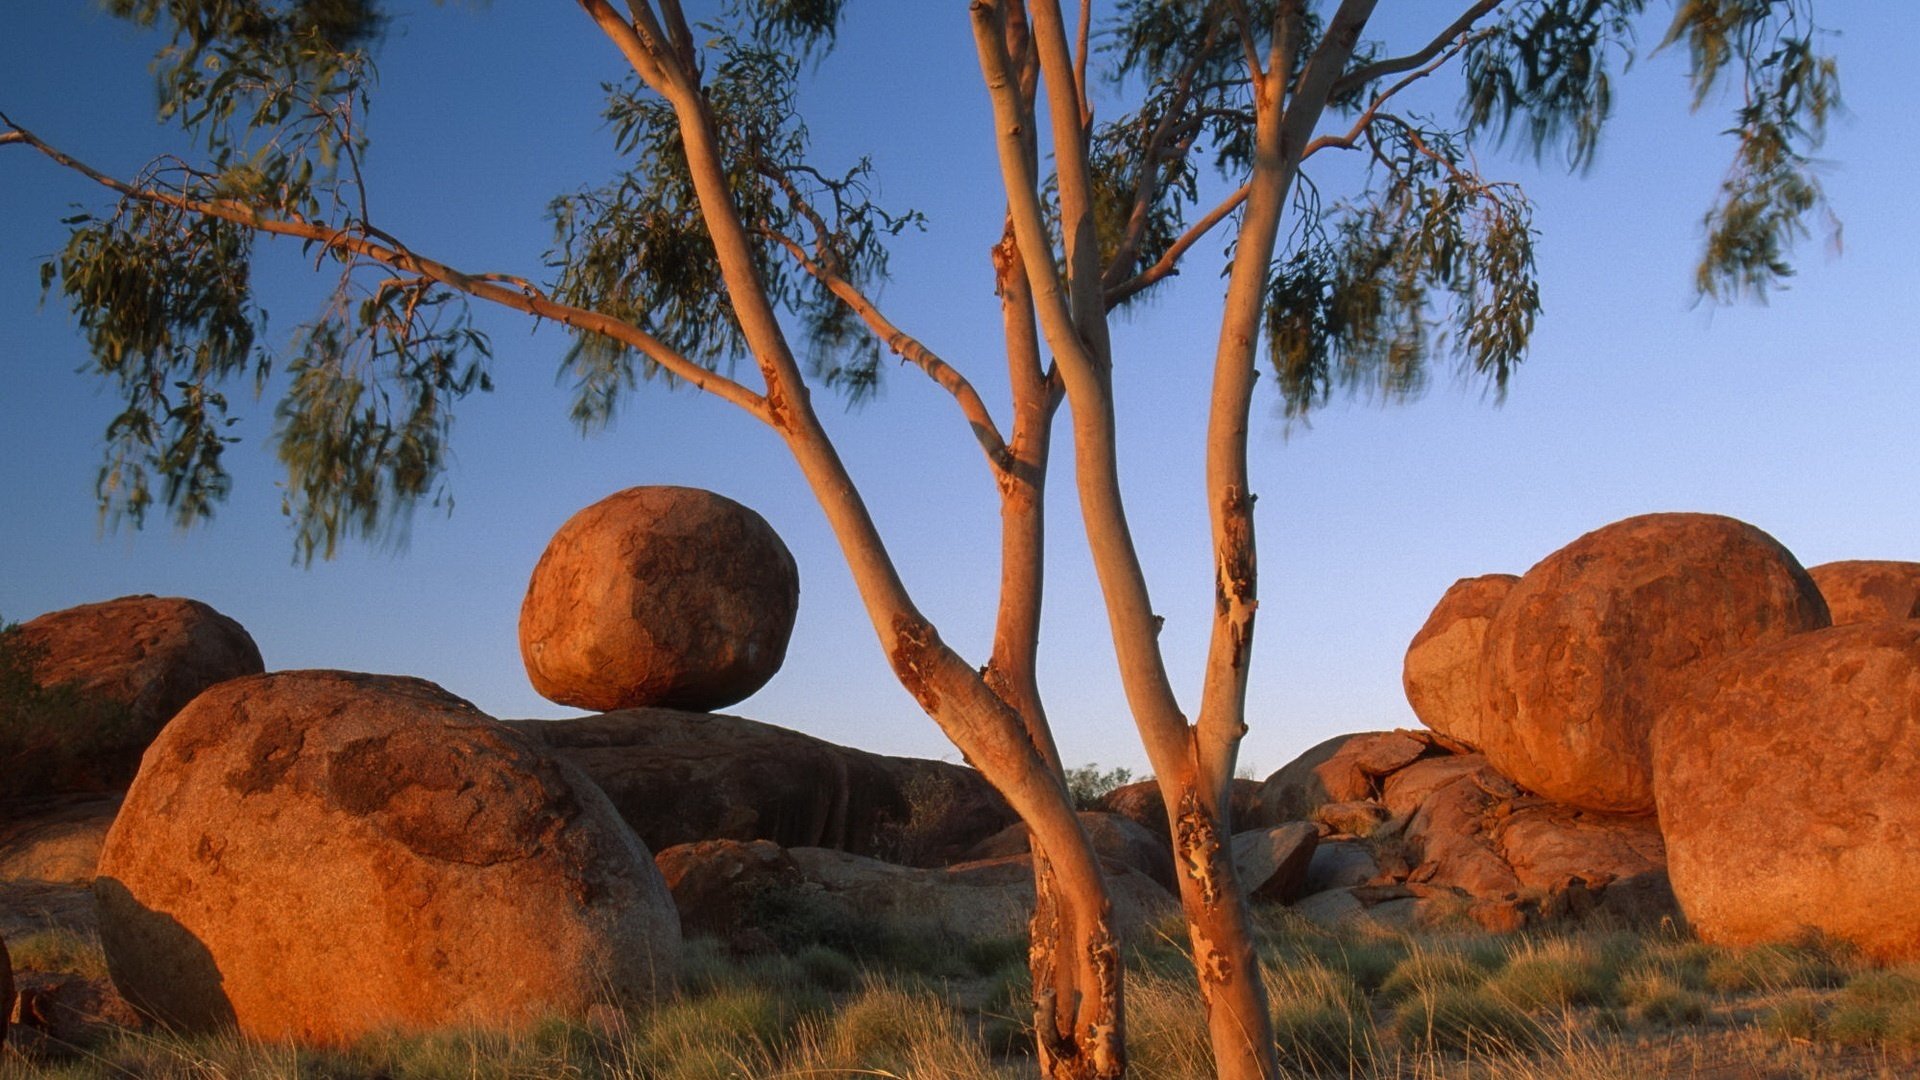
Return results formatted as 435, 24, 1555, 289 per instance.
94, 670, 679, 1044
1807, 560, 1920, 625
5, 595, 263, 796
519, 487, 799, 712
1654, 622, 1920, 961
1402, 574, 1518, 750
1478, 513, 1828, 813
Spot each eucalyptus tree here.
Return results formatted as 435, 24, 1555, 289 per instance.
3, 1, 1837, 1076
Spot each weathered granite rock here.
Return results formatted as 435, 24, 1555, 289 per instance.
962, 811, 1176, 890
95, 671, 680, 1044
654, 838, 804, 941
1403, 574, 1518, 750
1654, 622, 1920, 960
519, 487, 799, 712
1229, 823, 1319, 904
1095, 779, 1267, 843
0, 795, 121, 884
4, 596, 262, 796
1807, 560, 1920, 625
1479, 513, 1829, 813
1258, 731, 1438, 824
504, 709, 1014, 866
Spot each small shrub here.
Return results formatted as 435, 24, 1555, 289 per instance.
1124, 969, 1212, 1079
0, 618, 141, 799
1489, 938, 1615, 1012
1380, 948, 1492, 1001
1758, 990, 1827, 1040
1265, 958, 1373, 1072
804, 977, 997, 1078
5, 928, 110, 981
1705, 941, 1846, 994
1391, 984, 1541, 1054
1826, 1002, 1890, 1044
1063, 762, 1135, 810
792, 943, 859, 992
1842, 966, 1920, 1006
871, 770, 966, 867
1621, 969, 1710, 1027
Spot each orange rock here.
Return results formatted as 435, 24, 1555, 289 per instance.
94, 671, 679, 1044
519, 487, 799, 712
1807, 560, 1920, 625
1403, 574, 1517, 750
1654, 622, 1920, 961
1479, 513, 1828, 813
1257, 731, 1437, 823
7, 595, 262, 795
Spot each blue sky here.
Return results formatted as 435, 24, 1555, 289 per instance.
2, 3, 1914, 776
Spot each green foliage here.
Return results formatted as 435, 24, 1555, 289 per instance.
1063, 761, 1134, 810
1266, 132, 1539, 420
46, 204, 262, 530
548, 26, 917, 428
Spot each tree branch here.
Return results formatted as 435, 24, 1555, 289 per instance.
1328, 0, 1502, 101
1301, 29, 1482, 161
3, 119, 767, 417
767, 229, 1014, 473
1103, 183, 1250, 309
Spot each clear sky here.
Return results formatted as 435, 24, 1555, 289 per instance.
2, 3, 1914, 777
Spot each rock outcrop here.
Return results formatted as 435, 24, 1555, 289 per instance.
4, 595, 262, 796
655, 838, 804, 943
1259, 735, 1672, 931
519, 487, 799, 712
95, 671, 680, 1044
1257, 730, 1444, 825
0, 794, 120, 884
1478, 513, 1829, 814
1807, 560, 1920, 625
505, 709, 1013, 866
1230, 823, 1319, 904
1403, 574, 1518, 750
962, 811, 1176, 890
1096, 778, 1267, 840
1654, 621, 1920, 961
784, 847, 1176, 945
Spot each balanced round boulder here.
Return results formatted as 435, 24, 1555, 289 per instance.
1403, 574, 1517, 750
93, 670, 679, 1044
1478, 513, 1828, 814
519, 487, 799, 712
1807, 560, 1920, 625
5, 595, 263, 796
1654, 622, 1920, 961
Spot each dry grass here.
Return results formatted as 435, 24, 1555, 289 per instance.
6, 907, 1920, 1079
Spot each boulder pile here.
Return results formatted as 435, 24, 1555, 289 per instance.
1397, 511, 1920, 958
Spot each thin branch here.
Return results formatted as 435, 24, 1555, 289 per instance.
767, 229, 1013, 473
4, 119, 767, 417
1329, 0, 1502, 100
1103, 182, 1250, 309
1074, 0, 1093, 127
1100, 12, 1222, 292
1225, 0, 1268, 85
581, 0, 676, 90
1301, 29, 1481, 160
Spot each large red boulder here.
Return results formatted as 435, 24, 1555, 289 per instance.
94, 671, 679, 1044
504, 709, 1014, 866
1478, 513, 1829, 813
1807, 560, 1920, 625
1402, 574, 1517, 750
519, 487, 798, 712
3, 595, 263, 796
1654, 622, 1920, 961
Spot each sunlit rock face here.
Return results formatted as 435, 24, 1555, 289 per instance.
6, 594, 263, 796
1476, 512, 1829, 814
1807, 559, 1920, 625
94, 670, 679, 1045
518, 486, 799, 712
1402, 573, 1518, 752
1655, 622, 1920, 961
